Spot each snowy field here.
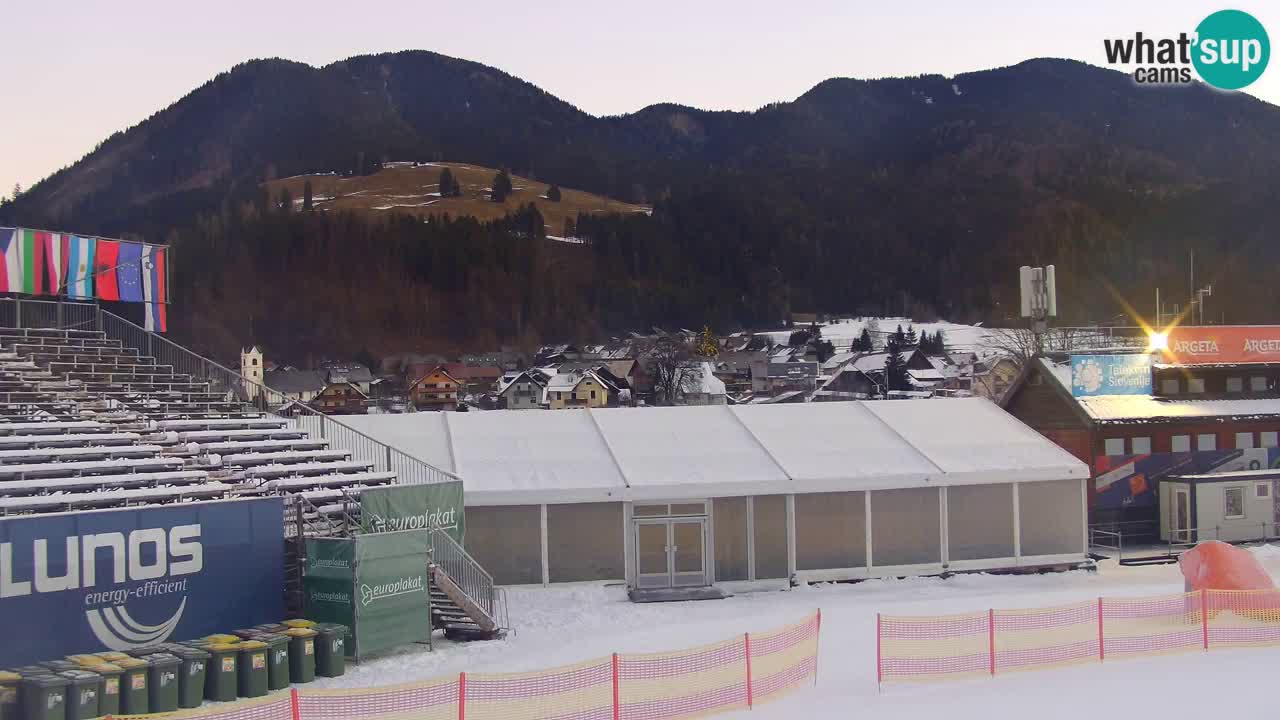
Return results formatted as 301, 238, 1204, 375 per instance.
315, 546, 1280, 718
761, 317, 1001, 357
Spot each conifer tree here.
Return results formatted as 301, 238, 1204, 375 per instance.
933, 329, 946, 353
856, 328, 874, 352
906, 324, 918, 346
546, 183, 562, 202
694, 326, 718, 358
491, 169, 513, 202
884, 339, 910, 392
302, 180, 314, 212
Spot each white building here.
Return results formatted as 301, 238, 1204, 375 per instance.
240, 346, 263, 399
343, 399, 1090, 590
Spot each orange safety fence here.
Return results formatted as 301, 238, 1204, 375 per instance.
109, 610, 821, 720
878, 589, 1280, 684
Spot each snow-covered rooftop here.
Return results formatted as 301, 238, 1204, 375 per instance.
341, 398, 1087, 504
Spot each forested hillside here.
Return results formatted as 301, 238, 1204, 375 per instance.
4, 51, 1280, 361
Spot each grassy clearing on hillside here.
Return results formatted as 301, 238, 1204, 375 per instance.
264, 162, 649, 234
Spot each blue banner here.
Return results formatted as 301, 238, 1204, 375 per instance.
1070, 354, 1152, 396
0, 498, 283, 666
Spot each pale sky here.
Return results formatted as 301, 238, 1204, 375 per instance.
2, 1, 1276, 198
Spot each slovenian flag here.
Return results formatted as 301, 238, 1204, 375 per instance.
116, 242, 144, 303
0, 229, 19, 292
95, 239, 121, 301
66, 236, 96, 299
142, 244, 167, 332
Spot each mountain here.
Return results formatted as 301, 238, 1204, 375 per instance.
4, 52, 1280, 362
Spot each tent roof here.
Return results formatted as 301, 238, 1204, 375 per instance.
341, 398, 1087, 505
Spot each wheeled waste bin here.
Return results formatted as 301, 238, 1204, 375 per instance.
112, 657, 149, 715
203, 644, 239, 702
144, 654, 181, 713
313, 624, 348, 677
255, 635, 290, 691
283, 628, 317, 684
0, 671, 20, 720
19, 674, 67, 720
235, 642, 269, 698
57, 671, 99, 720
86, 664, 121, 717
169, 647, 209, 709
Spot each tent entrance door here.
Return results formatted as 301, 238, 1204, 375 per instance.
633, 518, 708, 589
1173, 488, 1191, 544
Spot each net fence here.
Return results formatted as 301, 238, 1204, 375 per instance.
879, 589, 1280, 684
110, 611, 820, 720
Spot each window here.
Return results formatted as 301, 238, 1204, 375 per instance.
1187, 378, 1205, 394
590, 390, 597, 400
1130, 437, 1151, 454
1197, 434, 1217, 451
252, 358, 259, 366
1227, 377, 1243, 393
1236, 432, 1255, 450
1171, 435, 1191, 452
1104, 438, 1125, 456
1161, 379, 1180, 394
1262, 432, 1279, 448
1257, 483, 1271, 499
1223, 487, 1245, 519
1251, 376, 1268, 392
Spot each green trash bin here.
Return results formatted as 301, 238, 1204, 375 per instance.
36, 664, 76, 676
0, 671, 20, 720
86, 664, 121, 717
111, 657, 149, 716
57, 671, 99, 720
313, 624, 348, 678
235, 642, 268, 699
255, 635, 290, 691
283, 629, 316, 684
144, 654, 180, 713
19, 675, 67, 720
170, 648, 208, 709
203, 644, 239, 702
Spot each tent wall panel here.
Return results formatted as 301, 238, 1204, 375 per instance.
1019, 479, 1085, 556
795, 491, 866, 571
753, 495, 789, 579
712, 497, 750, 582
464, 505, 542, 585
547, 503, 625, 582
871, 487, 940, 566
947, 484, 1015, 561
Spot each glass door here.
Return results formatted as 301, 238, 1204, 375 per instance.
635, 521, 671, 588
670, 520, 706, 587
1174, 488, 1191, 543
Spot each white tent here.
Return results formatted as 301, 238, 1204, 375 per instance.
342, 398, 1086, 505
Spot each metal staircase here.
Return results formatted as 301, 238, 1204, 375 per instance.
428, 528, 507, 639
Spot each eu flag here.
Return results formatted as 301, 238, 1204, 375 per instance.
116, 242, 145, 302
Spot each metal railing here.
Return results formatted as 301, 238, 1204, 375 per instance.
429, 527, 497, 624
0, 297, 459, 487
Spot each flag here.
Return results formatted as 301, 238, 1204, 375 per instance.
116, 242, 144, 302
66, 236, 96, 299
95, 240, 121, 301
20, 229, 50, 295
142, 244, 167, 333
0, 229, 19, 293
46, 233, 68, 294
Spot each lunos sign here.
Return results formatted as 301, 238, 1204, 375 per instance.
1103, 9, 1270, 90
1070, 354, 1153, 397
0, 498, 284, 666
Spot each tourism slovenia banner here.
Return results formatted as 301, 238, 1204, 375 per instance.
359, 482, 465, 542
0, 497, 284, 666
1070, 354, 1153, 397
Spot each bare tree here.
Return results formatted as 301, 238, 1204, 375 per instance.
638, 335, 700, 405
982, 326, 1143, 373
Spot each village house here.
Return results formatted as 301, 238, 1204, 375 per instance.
498, 369, 551, 410
312, 380, 370, 414
263, 369, 326, 403
677, 362, 728, 406
546, 369, 624, 409
408, 366, 462, 411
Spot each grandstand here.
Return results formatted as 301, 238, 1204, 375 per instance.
0, 299, 500, 638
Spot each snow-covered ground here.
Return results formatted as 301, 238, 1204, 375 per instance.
317, 546, 1280, 718
762, 317, 1000, 357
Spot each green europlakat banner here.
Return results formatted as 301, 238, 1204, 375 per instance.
359, 482, 465, 543
352, 530, 432, 658
303, 538, 356, 638
303, 531, 432, 659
